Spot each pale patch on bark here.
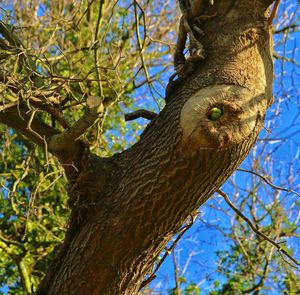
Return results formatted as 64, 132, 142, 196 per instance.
180, 84, 267, 151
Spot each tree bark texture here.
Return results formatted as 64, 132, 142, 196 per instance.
15, 1, 274, 294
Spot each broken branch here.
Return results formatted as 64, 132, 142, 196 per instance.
48, 96, 103, 152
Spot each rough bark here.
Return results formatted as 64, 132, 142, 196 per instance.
0, 0, 275, 294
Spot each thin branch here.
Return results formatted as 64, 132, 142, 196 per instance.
18, 259, 32, 294
274, 53, 300, 67
48, 96, 103, 152
0, 70, 69, 129
0, 233, 26, 251
29, 97, 70, 129
133, 0, 162, 109
242, 260, 269, 294
268, 0, 281, 25
0, 21, 36, 72
172, 251, 181, 295
0, 232, 31, 293
274, 24, 300, 34
237, 168, 300, 198
27, 109, 47, 143
0, 104, 58, 147
217, 190, 300, 267
75, 0, 96, 27
0, 21, 23, 47
94, 0, 104, 98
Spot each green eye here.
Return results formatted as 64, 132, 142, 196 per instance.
208, 107, 223, 121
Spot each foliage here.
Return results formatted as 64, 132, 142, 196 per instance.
0, 123, 68, 293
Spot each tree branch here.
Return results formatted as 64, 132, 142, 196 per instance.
48, 96, 103, 153
0, 21, 23, 47
0, 21, 36, 72
217, 190, 300, 267
0, 70, 69, 129
0, 104, 58, 147
268, 0, 281, 25
274, 24, 299, 34
18, 259, 32, 294
237, 168, 300, 198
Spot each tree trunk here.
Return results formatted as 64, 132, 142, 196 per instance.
34, 1, 274, 294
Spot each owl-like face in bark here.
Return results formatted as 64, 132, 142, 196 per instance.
180, 84, 266, 151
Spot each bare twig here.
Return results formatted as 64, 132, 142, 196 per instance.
133, 0, 162, 109
29, 97, 70, 129
75, 0, 96, 26
0, 21, 23, 47
274, 24, 299, 34
0, 21, 36, 72
18, 259, 32, 294
217, 190, 300, 267
94, 0, 105, 98
172, 251, 181, 295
